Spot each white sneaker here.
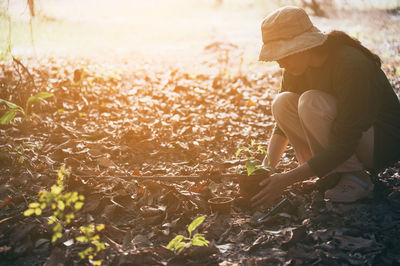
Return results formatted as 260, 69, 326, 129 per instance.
324, 171, 374, 203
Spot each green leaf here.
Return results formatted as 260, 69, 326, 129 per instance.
57, 166, 65, 180
74, 201, 84, 210
78, 251, 86, 259
187, 216, 205, 237
48, 216, 56, 225
176, 242, 187, 254
96, 224, 105, 231
70, 192, 78, 202
93, 240, 103, 251
51, 185, 63, 195
65, 213, 75, 223
191, 234, 209, 246
25, 92, 54, 113
24, 208, 35, 216
51, 185, 64, 194
193, 233, 207, 239
235, 148, 243, 158
251, 139, 255, 147
82, 223, 95, 235
52, 232, 62, 243
258, 145, 271, 166
257, 144, 267, 154
246, 160, 257, 176
57, 200, 65, 210
86, 247, 94, 253
0, 98, 21, 109
0, 109, 18, 124
53, 222, 62, 233
34, 92, 54, 100
35, 208, 42, 215
97, 242, 106, 250
29, 202, 40, 208
235, 147, 250, 158
91, 260, 102, 266
166, 235, 184, 250
76, 236, 89, 243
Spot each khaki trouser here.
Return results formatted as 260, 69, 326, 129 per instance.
272, 90, 374, 174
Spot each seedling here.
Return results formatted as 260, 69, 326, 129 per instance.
0, 91, 53, 124
16, 141, 40, 164
24, 165, 85, 242
76, 223, 106, 265
236, 139, 274, 176
166, 216, 209, 254
204, 41, 243, 79
24, 165, 106, 265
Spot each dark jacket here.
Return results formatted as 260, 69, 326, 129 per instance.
274, 45, 400, 177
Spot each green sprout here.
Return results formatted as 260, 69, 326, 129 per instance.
24, 165, 106, 265
76, 223, 106, 265
236, 139, 274, 176
166, 216, 209, 254
24, 164, 85, 242
0, 91, 54, 124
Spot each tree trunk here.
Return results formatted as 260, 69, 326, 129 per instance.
27, 0, 34, 17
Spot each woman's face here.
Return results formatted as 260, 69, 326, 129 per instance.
276, 50, 311, 76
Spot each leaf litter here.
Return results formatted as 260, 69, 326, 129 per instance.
1, 13, 400, 266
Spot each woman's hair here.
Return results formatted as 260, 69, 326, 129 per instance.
311, 30, 382, 67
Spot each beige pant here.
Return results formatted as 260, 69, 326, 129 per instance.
272, 90, 374, 174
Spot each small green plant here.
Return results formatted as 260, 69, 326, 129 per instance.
0, 141, 42, 168
204, 41, 243, 79
75, 223, 106, 266
236, 139, 274, 176
24, 164, 85, 242
166, 216, 209, 254
13, 141, 40, 164
24, 165, 106, 265
0, 91, 53, 124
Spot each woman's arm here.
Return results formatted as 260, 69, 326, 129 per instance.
255, 133, 316, 207
262, 133, 288, 169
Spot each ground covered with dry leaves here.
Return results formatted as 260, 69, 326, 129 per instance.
1, 11, 400, 266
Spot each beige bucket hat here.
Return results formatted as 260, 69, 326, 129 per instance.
259, 6, 327, 62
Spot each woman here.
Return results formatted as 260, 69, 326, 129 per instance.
251, 6, 400, 207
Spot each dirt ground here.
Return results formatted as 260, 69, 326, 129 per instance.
0, 5, 400, 266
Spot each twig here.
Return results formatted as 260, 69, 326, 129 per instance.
6, 0, 11, 56
12, 59, 23, 91
12, 56, 37, 90
29, 16, 37, 56
27, 0, 36, 55
74, 172, 268, 183
0, 216, 14, 224
217, 223, 233, 244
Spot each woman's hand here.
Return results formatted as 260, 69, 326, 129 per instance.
251, 163, 316, 207
251, 172, 292, 208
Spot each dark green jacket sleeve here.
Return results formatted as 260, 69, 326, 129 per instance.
307, 51, 380, 177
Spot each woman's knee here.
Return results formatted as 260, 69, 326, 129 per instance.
298, 90, 336, 121
272, 92, 299, 118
